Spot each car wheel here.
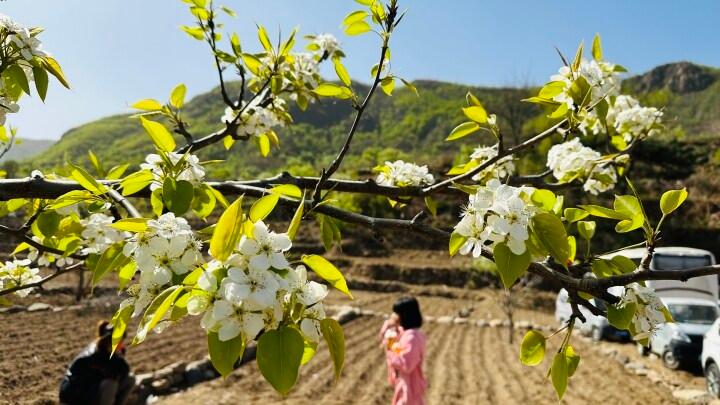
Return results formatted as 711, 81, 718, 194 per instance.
591, 326, 603, 342
663, 350, 680, 370
707, 362, 720, 398
637, 343, 649, 356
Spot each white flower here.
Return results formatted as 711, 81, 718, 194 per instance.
311, 33, 340, 56
205, 299, 266, 342
454, 179, 535, 256
27, 237, 74, 268
0, 96, 20, 126
221, 97, 287, 139
546, 138, 617, 195
237, 221, 292, 272
0, 14, 47, 61
549, 59, 620, 109
300, 303, 326, 343
80, 213, 126, 255
140, 152, 206, 191
621, 283, 668, 340
375, 160, 434, 187
0, 258, 41, 297
609, 95, 663, 142
220, 266, 280, 308
469, 144, 515, 182
291, 265, 328, 306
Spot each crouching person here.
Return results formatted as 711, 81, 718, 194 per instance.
59, 320, 135, 405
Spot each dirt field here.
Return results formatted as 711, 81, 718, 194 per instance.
0, 269, 706, 404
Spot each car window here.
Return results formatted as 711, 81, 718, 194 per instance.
653, 254, 711, 270
668, 304, 718, 324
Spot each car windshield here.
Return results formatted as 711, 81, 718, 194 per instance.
653, 254, 712, 270
668, 304, 718, 324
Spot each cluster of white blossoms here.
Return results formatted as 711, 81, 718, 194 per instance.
140, 152, 206, 190
469, 144, 516, 183
0, 258, 41, 297
546, 138, 617, 195
579, 95, 664, 144
122, 213, 203, 317
79, 213, 126, 255
309, 33, 341, 57
621, 283, 668, 341
187, 221, 329, 344
550, 59, 620, 109
27, 236, 74, 268
221, 97, 288, 139
454, 179, 536, 256
375, 160, 435, 188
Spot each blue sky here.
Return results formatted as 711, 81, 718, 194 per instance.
3, 0, 720, 140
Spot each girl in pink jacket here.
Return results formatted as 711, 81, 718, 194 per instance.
379, 297, 427, 405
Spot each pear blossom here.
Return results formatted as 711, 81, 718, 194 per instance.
549, 59, 620, 109
221, 97, 288, 139
454, 179, 535, 256
237, 221, 292, 272
375, 160, 435, 187
140, 152, 206, 191
300, 303, 326, 343
469, 144, 516, 182
0, 258, 41, 297
80, 213, 126, 255
546, 138, 617, 195
310, 33, 341, 57
219, 266, 280, 308
27, 236, 73, 268
620, 283, 668, 340
203, 299, 267, 342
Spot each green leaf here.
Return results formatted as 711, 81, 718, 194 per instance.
192, 184, 217, 219
180, 25, 205, 40
271, 184, 302, 199
111, 218, 149, 232
565, 345, 580, 377
531, 189, 556, 212
250, 193, 280, 222
493, 243, 531, 289
118, 262, 136, 290
110, 304, 134, 355
334, 59, 352, 87
607, 302, 636, 330
446, 121, 480, 141
35, 211, 60, 237
170, 84, 187, 109
151, 188, 164, 217
42, 56, 70, 88
120, 170, 154, 196
301, 339, 317, 365
314, 83, 346, 97
162, 177, 194, 216
449, 232, 468, 257
92, 243, 130, 286
210, 196, 244, 262
572, 40, 584, 72
660, 188, 688, 216
68, 162, 107, 195
578, 204, 625, 220
519, 330, 546, 366
256, 326, 305, 395
208, 331, 245, 378
611, 255, 637, 274
343, 10, 368, 26
287, 197, 305, 241
301, 255, 352, 299
424, 196, 437, 217
563, 208, 589, 223
462, 105, 488, 124
257, 25, 273, 52
344, 20, 371, 36
551, 350, 569, 400
6, 65, 30, 95
33, 67, 49, 101
241, 53, 262, 75
530, 213, 570, 266
48, 190, 94, 210
143, 285, 184, 335
538, 81, 566, 99
140, 117, 176, 152
592, 34, 603, 61
87, 150, 104, 177
576, 221, 596, 240
380, 76, 395, 96
320, 318, 345, 381
132, 99, 163, 111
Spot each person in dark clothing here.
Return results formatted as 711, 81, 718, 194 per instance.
59, 320, 135, 405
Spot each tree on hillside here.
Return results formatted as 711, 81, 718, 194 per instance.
0, 0, 716, 400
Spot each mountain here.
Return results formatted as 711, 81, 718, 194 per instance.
0, 139, 54, 163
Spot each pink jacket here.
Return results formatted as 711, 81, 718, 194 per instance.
380, 320, 427, 405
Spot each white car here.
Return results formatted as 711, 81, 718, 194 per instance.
643, 297, 718, 369
555, 287, 629, 341
702, 318, 720, 397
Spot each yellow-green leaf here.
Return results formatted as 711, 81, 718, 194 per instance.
210, 196, 244, 262
132, 99, 163, 111
111, 218, 149, 232
320, 318, 345, 381
344, 20, 371, 36
660, 188, 688, 216
301, 255, 352, 298
250, 193, 280, 222
519, 330, 546, 366
68, 162, 107, 195
208, 331, 245, 378
462, 105, 488, 124
446, 121, 480, 141
140, 117, 176, 152
170, 84, 187, 109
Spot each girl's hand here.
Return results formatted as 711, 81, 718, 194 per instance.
388, 312, 400, 327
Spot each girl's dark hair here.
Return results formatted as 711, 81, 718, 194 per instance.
392, 296, 423, 329
96, 320, 113, 351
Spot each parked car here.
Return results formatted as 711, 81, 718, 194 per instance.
555, 286, 629, 341
643, 297, 718, 369
702, 318, 720, 397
